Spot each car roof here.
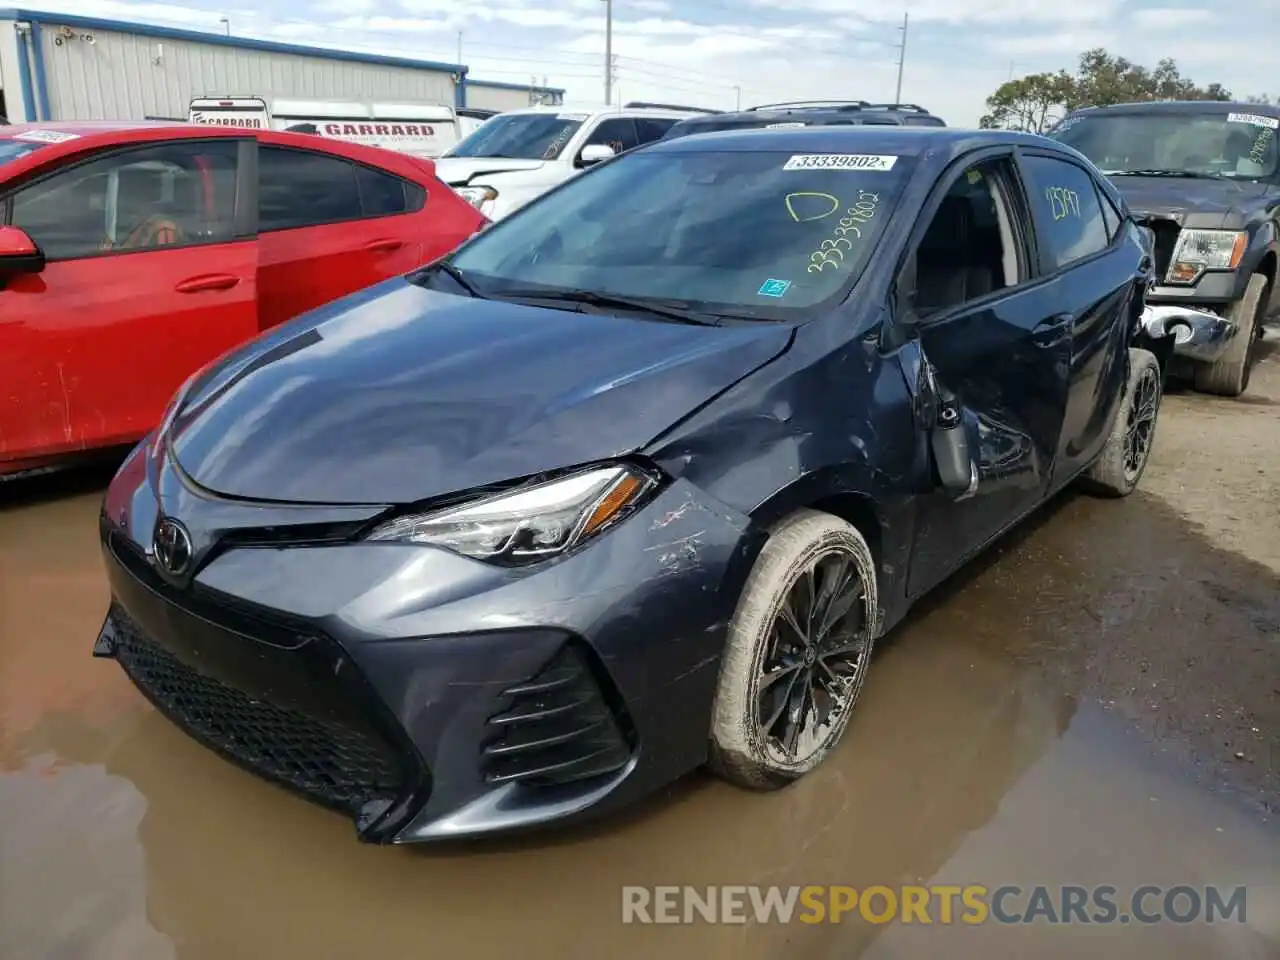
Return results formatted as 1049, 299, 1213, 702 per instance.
1065, 100, 1280, 118
668, 102, 945, 130
499, 104, 709, 119
647, 125, 1052, 159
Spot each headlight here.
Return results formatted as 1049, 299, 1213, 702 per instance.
455, 185, 497, 210
366, 464, 657, 564
1166, 229, 1245, 284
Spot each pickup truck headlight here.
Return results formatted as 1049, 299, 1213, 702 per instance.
366, 464, 657, 564
454, 185, 498, 210
1166, 229, 1246, 284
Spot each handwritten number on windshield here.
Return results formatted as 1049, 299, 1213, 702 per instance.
807, 191, 881, 274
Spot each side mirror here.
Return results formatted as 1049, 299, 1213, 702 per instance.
577, 143, 615, 167
0, 226, 45, 283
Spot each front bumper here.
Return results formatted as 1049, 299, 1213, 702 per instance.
1139, 304, 1239, 364
95, 443, 756, 843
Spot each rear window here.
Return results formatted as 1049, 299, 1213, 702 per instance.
0, 140, 47, 166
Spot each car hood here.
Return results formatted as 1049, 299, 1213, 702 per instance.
434, 156, 547, 185
169, 279, 792, 505
1112, 176, 1269, 227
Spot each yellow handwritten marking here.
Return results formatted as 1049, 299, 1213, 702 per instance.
1045, 186, 1080, 222
785, 192, 841, 222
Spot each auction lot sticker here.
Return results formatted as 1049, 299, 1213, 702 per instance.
12, 129, 81, 143
1228, 112, 1279, 129
784, 154, 898, 171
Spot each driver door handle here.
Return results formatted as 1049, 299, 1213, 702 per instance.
364, 238, 404, 253
176, 274, 240, 293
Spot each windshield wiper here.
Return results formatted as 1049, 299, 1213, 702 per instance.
1106, 169, 1226, 179
418, 260, 481, 297
490, 288, 722, 325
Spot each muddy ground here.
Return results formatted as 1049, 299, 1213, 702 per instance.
1, 335, 1277, 959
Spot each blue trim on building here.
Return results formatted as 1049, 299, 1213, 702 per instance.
0, 8, 469, 76
12, 22, 36, 122
28, 19, 51, 120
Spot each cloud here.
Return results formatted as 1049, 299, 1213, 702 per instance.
1129, 7, 1213, 27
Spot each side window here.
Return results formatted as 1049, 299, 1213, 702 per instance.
1097, 183, 1122, 240
913, 159, 1029, 319
1020, 154, 1110, 270
353, 163, 425, 217
258, 146, 362, 231
634, 117, 677, 143
582, 118, 641, 157
8, 140, 240, 261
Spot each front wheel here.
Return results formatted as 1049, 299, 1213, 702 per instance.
1079, 347, 1162, 498
709, 509, 881, 790
1193, 273, 1268, 397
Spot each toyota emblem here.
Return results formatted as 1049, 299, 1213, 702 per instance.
153, 517, 193, 576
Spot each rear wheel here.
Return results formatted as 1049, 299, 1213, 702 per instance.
709, 509, 880, 789
1193, 273, 1268, 397
1080, 347, 1162, 498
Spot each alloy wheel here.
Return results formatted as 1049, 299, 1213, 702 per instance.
755, 548, 872, 765
1123, 364, 1160, 480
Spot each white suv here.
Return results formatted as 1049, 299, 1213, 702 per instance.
436, 104, 708, 220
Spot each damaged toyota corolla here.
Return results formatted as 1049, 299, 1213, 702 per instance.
95, 127, 1170, 844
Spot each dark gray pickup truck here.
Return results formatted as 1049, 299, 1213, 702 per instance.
1050, 100, 1278, 397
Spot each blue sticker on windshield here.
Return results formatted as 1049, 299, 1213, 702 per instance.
758, 278, 791, 298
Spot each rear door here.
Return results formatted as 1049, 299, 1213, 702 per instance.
0, 137, 257, 465
1017, 149, 1139, 484
254, 141, 428, 326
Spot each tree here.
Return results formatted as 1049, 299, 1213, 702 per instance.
981, 50, 1233, 131
978, 70, 1076, 133
1247, 93, 1275, 104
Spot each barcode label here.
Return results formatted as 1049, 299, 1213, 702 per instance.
783, 154, 898, 171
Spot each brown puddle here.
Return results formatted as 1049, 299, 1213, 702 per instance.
1, 458, 1278, 959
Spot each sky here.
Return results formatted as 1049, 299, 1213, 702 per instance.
16, 0, 1280, 124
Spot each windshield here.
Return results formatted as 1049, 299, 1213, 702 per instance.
448, 147, 915, 316
1052, 111, 1279, 179
0, 140, 46, 166
445, 113, 584, 160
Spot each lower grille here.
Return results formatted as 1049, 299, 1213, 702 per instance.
481, 644, 633, 787
112, 611, 409, 818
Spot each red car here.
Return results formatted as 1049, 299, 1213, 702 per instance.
0, 121, 486, 479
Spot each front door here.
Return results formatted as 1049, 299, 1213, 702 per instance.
0, 138, 257, 468
903, 153, 1072, 597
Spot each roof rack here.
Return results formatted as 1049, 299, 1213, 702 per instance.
623, 100, 721, 114
746, 99, 871, 112
862, 102, 930, 113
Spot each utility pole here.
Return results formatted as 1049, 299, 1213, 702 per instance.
893, 12, 908, 104
219, 16, 230, 36
457, 31, 462, 66
734, 85, 741, 109
603, 0, 613, 105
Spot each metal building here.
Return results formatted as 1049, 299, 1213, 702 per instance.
462, 80, 565, 112
1, 8, 539, 124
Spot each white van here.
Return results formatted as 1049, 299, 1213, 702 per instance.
187, 96, 462, 158
435, 104, 710, 220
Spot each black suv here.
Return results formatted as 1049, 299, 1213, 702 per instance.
661, 100, 946, 142
1050, 101, 1279, 396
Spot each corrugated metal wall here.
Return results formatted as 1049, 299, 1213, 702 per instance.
34, 23, 456, 121
464, 83, 551, 112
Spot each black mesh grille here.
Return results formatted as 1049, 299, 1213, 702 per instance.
113, 613, 408, 817
481, 644, 633, 787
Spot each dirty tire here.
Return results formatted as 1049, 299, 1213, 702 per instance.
1193, 273, 1268, 397
1080, 347, 1162, 498
708, 509, 881, 790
